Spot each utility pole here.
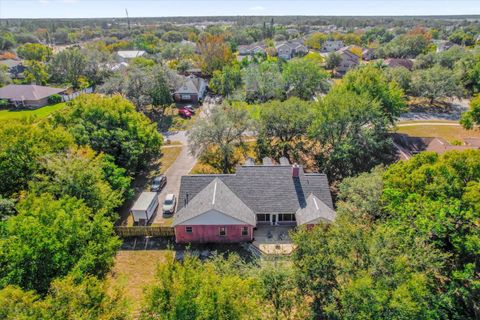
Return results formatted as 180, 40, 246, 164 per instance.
125, 8, 131, 31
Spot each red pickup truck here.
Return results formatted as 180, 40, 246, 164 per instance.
178, 108, 193, 118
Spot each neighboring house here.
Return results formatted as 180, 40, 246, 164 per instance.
116, 50, 146, 62
0, 84, 66, 108
434, 40, 455, 53
321, 40, 344, 52
393, 134, 480, 155
173, 159, 335, 243
335, 47, 360, 74
362, 48, 376, 61
173, 75, 207, 103
237, 43, 267, 56
0, 59, 26, 79
275, 41, 308, 60
384, 58, 414, 71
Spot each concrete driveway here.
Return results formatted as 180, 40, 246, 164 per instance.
152, 134, 196, 225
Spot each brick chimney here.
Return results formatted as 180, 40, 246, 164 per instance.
292, 163, 300, 178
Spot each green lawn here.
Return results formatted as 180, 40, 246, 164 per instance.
0, 102, 67, 121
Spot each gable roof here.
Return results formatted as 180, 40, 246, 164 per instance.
173, 178, 256, 226
177, 164, 334, 216
384, 58, 413, 70
0, 84, 66, 101
175, 75, 206, 95
296, 193, 336, 225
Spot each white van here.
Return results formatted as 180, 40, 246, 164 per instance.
131, 192, 158, 224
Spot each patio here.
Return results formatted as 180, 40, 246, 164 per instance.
252, 225, 296, 255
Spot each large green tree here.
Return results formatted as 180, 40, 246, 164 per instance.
0, 194, 120, 294
188, 104, 251, 173
256, 98, 313, 162
411, 65, 463, 104
17, 43, 52, 62
309, 87, 396, 182
283, 58, 330, 100
48, 47, 88, 89
243, 61, 284, 102
460, 94, 480, 129
209, 64, 243, 97
52, 94, 162, 173
0, 122, 73, 197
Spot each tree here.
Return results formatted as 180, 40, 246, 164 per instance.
197, 33, 234, 75
340, 65, 406, 124
17, 43, 52, 62
309, 87, 396, 182
98, 65, 176, 113
383, 150, 480, 317
188, 104, 251, 173
283, 58, 330, 100
0, 276, 129, 319
460, 94, 480, 129
0, 122, 73, 197
0, 194, 120, 294
29, 147, 129, 215
411, 65, 463, 104
305, 32, 328, 49
141, 253, 260, 320
52, 94, 162, 173
0, 65, 11, 88
325, 52, 341, 71
243, 61, 284, 102
379, 34, 430, 58
0, 32, 16, 50
161, 30, 183, 42
209, 64, 242, 97
48, 47, 88, 88
256, 98, 313, 162
23, 60, 49, 85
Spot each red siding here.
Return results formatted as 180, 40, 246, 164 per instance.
175, 225, 253, 243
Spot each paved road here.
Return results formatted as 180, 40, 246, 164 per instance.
397, 122, 461, 127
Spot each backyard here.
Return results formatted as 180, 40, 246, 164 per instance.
0, 102, 67, 121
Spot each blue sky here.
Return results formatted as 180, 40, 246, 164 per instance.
1, 1, 480, 19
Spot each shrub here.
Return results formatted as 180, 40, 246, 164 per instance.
48, 94, 62, 104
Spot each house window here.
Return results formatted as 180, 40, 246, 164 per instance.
278, 214, 296, 222
257, 214, 270, 222
242, 227, 248, 236
185, 226, 193, 233
219, 227, 226, 236
181, 94, 191, 100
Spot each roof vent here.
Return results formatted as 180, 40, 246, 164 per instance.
279, 157, 290, 165
262, 157, 273, 166
244, 157, 255, 166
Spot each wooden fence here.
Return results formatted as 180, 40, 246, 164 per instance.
114, 226, 175, 238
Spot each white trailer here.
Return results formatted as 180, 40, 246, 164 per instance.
131, 192, 158, 224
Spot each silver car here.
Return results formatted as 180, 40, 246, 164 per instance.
162, 194, 176, 215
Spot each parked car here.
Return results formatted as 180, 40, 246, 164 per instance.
151, 175, 167, 192
183, 105, 196, 114
178, 108, 192, 118
162, 193, 176, 215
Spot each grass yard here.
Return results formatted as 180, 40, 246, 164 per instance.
107, 250, 174, 316
396, 122, 480, 143
0, 102, 67, 121
158, 105, 200, 132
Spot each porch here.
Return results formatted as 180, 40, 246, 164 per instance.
252, 225, 296, 255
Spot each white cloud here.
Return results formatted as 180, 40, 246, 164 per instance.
249, 5, 265, 12
38, 0, 50, 4
61, 0, 79, 3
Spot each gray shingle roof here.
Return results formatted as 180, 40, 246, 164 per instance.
0, 84, 66, 101
173, 178, 256, 226
296, 194, 336, 225
177, 165, 334, 223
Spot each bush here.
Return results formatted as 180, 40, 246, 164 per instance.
48, 94, 62, 104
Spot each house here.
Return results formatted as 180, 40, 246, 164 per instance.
362, 48, 376, 61
335, 47, 360, 74
172, 160, 335, 243
0, 84, 66, 108
237, 43, 267, 56
384, 58, 414, 71
393, 134, 480, 156
434, 40, 455, 53
275, 41, 308, 60
321, 40, 344, 52
173, 75, 207, 103
0, 59, 26, 79
116, 50, 146, 62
